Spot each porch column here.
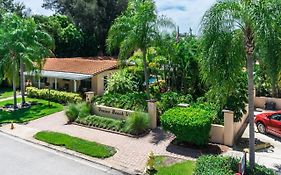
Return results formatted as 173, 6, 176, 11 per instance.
38, 76, 41, 89
74, 80, 77, 92
55, 78, 58, 90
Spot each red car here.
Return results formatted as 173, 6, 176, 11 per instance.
255, 111, 281, 137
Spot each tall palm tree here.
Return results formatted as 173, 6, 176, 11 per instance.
107, 0, 174, 99
0, 14, 54, 109
200, 0, 281, 170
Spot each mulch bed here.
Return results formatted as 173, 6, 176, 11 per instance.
171, 139, 229, 155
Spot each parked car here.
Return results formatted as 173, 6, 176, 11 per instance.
255, 111, 281, 137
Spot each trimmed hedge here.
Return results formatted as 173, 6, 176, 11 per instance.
161, 106, 214, 146
26, 87, 82, 104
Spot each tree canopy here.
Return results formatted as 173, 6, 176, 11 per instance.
42, 0, 128, 56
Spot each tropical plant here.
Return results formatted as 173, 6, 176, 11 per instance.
65, 102, 90, 123
107, 0, 174, 99
200, 0, 281, 169
0, 14, 53, 109
105, 70, 137, 94
125, 112, 150, 135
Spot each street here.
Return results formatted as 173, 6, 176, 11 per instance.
0, 132, 124, 175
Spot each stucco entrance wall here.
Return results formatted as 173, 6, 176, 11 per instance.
210, 105, 249, 146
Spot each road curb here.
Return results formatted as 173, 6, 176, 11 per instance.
0, 130, 136, 175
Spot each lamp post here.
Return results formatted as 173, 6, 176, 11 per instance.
45, 82, 50, 108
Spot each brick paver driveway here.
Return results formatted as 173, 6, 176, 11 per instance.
1, 111, 199, 174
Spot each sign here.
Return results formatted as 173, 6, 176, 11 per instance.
92, 105, 134, 120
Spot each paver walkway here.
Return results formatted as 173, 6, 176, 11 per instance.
0, 112, 200, 174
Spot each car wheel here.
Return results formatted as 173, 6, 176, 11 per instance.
257, 122, 266, 134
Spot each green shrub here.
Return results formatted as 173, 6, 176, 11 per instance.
157, 92, 193, 115
76, 115, 126, 132
125, 112, 150, 135
65, 103, 80, 122
194, 155, 276, 175
194, 155, 235, 175
106, 70, 137, 94
65, 102, 90, 123
161, 105, 214, 146
26, 87, 82, 104
92, 92, 147, 111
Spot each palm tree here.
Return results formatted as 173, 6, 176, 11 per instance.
0, 14, 54, 109
200, 0, 281, 170
107, 0, 174, 99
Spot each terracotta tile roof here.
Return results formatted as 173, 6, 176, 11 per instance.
43, 57, 118, 75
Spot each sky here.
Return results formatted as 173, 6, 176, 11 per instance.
15, 0, 216, 34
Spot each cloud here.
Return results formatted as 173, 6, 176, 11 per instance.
15, 0, 216, 33
155, 0, 216, 34
14, 0, 54, 16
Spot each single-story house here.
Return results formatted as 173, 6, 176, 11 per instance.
24, 57, 118, 95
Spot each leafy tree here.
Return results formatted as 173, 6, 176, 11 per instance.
43, 0, 127, 56
34, 15, 83, 57
154, 34, 204, 97
0, 14, 53, 108
0, 0, 29, 17
200, 0, 281, 169
107, 0, 173, 99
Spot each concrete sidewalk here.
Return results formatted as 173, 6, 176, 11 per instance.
0, 112, 198, 174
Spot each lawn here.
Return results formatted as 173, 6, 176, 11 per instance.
0, 87, 17, 99
34, 131, 116, 158
154, 156, 196, 175
0, 98, 64, 124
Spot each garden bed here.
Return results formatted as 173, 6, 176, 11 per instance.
34, 131, 116, 158
74, 114, 150, 138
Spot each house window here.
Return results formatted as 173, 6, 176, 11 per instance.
104, 76, 108, 90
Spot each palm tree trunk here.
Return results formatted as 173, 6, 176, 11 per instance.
245, 26, 255, 170
142, 48, 150, 100
20, 58, 26, 106
12, 71, 17, 110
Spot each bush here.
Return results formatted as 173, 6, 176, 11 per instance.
194, 155, 277, 175
106, 70, 137, 94
26, 87, 82, 104
161, 105, 214, 146
194, 155, 235, 175
65, 102, 90, 123
125, 112, 150, 135
65, 103, 80, 122
157, 92, 193, 115
76, 115, 126, 132
92, 92, 147, 111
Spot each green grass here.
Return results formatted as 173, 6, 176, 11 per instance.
0, 98, 64, 124
0, 87, 17, 99
154, 156, 196, 175
34, 131, 116, 158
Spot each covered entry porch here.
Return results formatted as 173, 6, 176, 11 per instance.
25, 70, 93, 93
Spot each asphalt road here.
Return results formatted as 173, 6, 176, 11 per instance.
0, 132, 124, 175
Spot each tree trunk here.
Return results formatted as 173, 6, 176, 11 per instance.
142, 48, 150, 100
245, 26, 255, 170
20, 58, 26, 106
12, 71, 17, 110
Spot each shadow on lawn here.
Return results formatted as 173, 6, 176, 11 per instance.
0, 101, 59, 124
